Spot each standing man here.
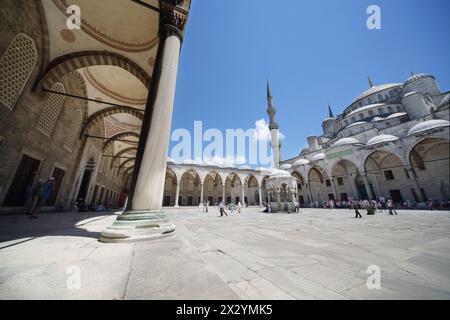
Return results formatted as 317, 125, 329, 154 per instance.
219, 201, 228, 217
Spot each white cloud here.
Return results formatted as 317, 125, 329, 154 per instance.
253, 118, 286, 141
253, 119, 272, 141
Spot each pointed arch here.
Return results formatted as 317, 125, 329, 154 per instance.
118, 157, 136, 172
102, 131, 140, 152
110, 147, 138, 168
81, 106, 144, 137
37, 51, 151, 90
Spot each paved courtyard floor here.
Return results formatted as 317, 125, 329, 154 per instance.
0, 207, 449, 300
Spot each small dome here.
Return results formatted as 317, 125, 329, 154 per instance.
386, 112, 407, 119
269, 168, 292, 178
353, 84, 402, 103
280, 164, 292, 170
331, 137, 360, 148
346, 121, 367, 129
239, 165, 251, 170
311, 153, 325, 161
407, 120, 450, 136
293, 158, 310, 166
167, 157, 176, 164
367, 135, 399, 146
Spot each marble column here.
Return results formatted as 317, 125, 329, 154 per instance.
241, 183, 245, 205
258, 187, 263, 206
307, 182, 314, 204
362, 173, 374, 200
174, 181, 180, 207
200, 183, 204, 204
406, 167, 426, 202
222, 183, 226, 203
100, 3, 189, 243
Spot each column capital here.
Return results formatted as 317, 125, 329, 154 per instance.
160, 1, 189, 40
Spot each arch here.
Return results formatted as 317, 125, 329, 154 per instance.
123, 165, 135, 178
364, 150, 408, 203
408, 138, 450, 201
38, 51, 151, 90
307, 165, 329, 206
110, 147, 138, 168
0, 33, 38, 110
81, 106, 144, 137
203, 170, 225, 206
118, 157, 136, 172
179, 169, 202, 206
331, 159, 367, 201
163, 168, 178, 206
102, 131, 140, 152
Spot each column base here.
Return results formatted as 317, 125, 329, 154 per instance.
99, 210, 176, 243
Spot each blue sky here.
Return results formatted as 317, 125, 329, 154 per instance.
170, 0, 450, 164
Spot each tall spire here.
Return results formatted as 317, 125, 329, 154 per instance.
267, 81, 272, 99
327, 104, 335, 118
266, 81, 279, 130
368, 76, 374, 88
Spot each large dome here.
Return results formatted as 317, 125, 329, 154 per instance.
353, 84, 402, 102
405, 73, 434, 85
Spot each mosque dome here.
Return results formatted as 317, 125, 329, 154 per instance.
405, 73, 433, 85
300, 147, 310, 155
239, 165, 251, 170
269, 168, 292, 178
353, 84, 402, 103
293, 158, 310, 166
167, 157, 176, 164
280, 164, 292, 170
331, 137, 360, 148
407, 120, 450, 136
311, 153, 325, 161
366, 135, 399, 146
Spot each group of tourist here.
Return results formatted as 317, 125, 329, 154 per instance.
212, 201, 246, 217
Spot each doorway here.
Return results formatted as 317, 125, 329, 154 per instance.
45, 167, 65, 207
2, 154, 41, 207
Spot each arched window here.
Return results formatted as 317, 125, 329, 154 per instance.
36, 83, 66, 136
0, 33, 38, 110
64, 110, 83, 151
359, 113, 364, 120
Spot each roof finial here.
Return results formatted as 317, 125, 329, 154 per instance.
267, 81, 272, 99
411, 71, 415, 77
368, 76, 374, 88
328, 104, 335, 118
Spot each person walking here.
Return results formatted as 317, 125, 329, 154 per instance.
31, 177, 55, 218
354, 203, 362, 218
29, 179, 44, 218
219, 201, 228, 217
237, 201, 243, 213
205, 201, 209, 213
387, 199, 398, 215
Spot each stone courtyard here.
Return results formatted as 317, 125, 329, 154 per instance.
0, 207, 449, 300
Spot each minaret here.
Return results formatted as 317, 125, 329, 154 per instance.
266, 81, 281, 168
